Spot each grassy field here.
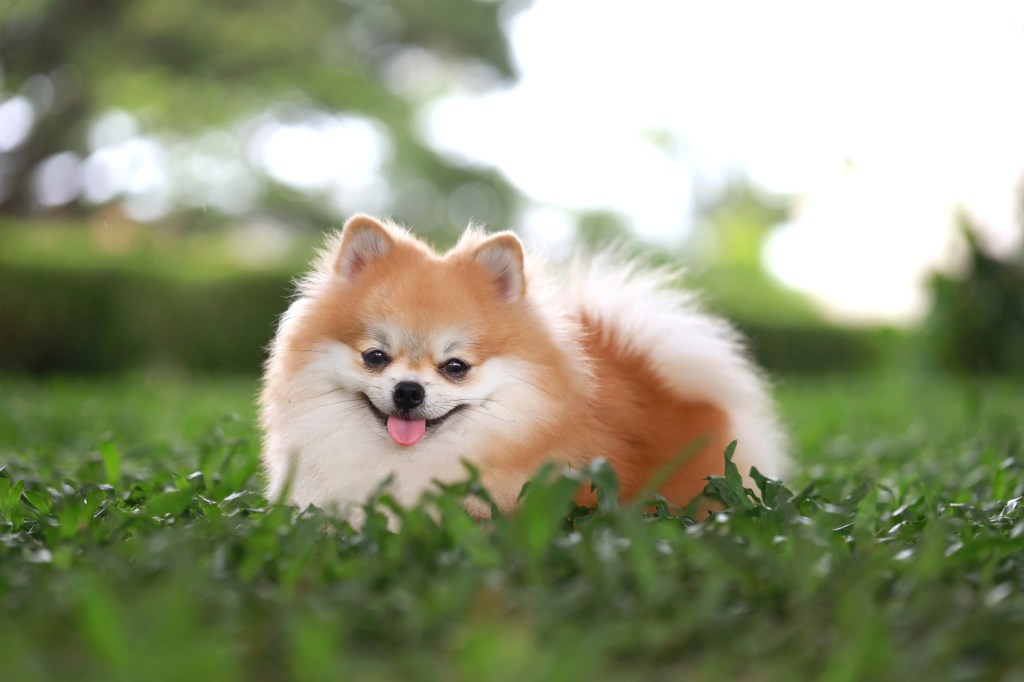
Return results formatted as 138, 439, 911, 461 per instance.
1, 371, 1022, 681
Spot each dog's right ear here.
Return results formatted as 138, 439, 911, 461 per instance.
334, 214, 394, 281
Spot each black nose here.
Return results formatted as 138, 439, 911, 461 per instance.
392, 381, 425, 411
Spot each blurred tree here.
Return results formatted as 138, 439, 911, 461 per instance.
694, 178, 789, 269
684, 177, 819, 324
0, 0, 529, 235
576, 209, 633, 248
927, 211, 1024, 375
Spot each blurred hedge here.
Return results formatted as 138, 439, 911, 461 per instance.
0, 264, 290, 374
0, 263, 882, 376
736, 322, 879, 375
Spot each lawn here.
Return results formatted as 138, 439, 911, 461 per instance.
1, 371, 1022, 681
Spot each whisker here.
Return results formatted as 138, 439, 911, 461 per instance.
478, 399, 517, 422
310, 398, 367, 412
510, 375, 557, 398
461, 406, 515, 425
305, 386, 349, 400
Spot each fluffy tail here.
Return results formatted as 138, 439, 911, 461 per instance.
560, 253, 789, 481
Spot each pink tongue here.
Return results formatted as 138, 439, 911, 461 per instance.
386, 416, 427, 447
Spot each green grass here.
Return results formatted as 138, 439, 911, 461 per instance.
1, 372, 1022, 681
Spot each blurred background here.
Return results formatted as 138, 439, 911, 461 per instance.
1, 0, 1023, 378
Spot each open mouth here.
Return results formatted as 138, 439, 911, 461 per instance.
360, 394, 466, 447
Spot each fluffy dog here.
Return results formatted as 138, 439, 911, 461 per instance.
259, 215, 786, 515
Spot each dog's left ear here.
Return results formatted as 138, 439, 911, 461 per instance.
472, 232, 526, 302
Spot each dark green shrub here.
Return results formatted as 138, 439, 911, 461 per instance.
0, 264, 291, 374
1, 266, 145, 373
737, 321, 880, 375
926, 221, 1024, 375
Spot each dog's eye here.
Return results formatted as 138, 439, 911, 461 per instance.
439, 358, 470, 378
362, 349, 390, 369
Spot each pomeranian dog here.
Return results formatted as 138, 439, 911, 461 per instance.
259, 214, 786, 517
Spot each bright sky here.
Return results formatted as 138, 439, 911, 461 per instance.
424, 0, 1024, 323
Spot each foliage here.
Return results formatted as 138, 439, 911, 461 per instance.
1, 373, 1023, 680
0, 222, 884, 375
735, 321, 881, 374
689, 264, 882, 375
672, 177, 885, 373
575, 210, 635, 248
0, 0, 526, 230
0, 262, 289, 374
690, 261, 821, 325
690, 177, 790, 269
926, 215, 1024, 375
